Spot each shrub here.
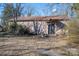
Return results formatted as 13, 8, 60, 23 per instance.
65, 19, 79, 43
16, 25, 31, 35
8, 23, 31, 35
8, 22, 17, 34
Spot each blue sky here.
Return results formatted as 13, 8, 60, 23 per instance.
0, 3, 47, 16
0, 3, 76, 16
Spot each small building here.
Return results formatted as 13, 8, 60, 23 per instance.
9, 16, 69, 35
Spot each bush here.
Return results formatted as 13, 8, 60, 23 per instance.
16, 25, 31, 35
65, 19, 79, 43
8, 23, 31, 35
9, 22, 17, 33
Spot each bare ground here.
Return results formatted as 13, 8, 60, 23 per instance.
0, 36, 79, 56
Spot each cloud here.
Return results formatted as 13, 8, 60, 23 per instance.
52, 8, 57, 12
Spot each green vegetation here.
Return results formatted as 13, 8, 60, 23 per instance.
8, 23, 31, 35
1, 3, 24, 32
73, 3, 79, 10
73, 3, 79, 18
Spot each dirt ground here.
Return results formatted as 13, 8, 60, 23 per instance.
0, 36, 79, 56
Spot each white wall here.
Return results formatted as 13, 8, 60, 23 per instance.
17, 21, 48, 34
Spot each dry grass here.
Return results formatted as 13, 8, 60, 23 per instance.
0, 36, 69, 56
64, 19, 79, 44
0, 35, 79, 56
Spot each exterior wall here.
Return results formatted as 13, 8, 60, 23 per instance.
17, 21, 48, 34
9, 21, 66, 35
55, 21, 65, 31
55, 21, 67, 35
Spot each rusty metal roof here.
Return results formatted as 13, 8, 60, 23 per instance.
9, 16, 69, 22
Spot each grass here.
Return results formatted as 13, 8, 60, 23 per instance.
0, 36, 69, 56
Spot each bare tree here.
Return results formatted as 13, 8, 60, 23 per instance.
24, 6, 40, 34
2, 3, 24, 32
46, 3, 72, 16
12, 3, 24, 23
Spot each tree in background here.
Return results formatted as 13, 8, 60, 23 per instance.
25, 6, 35, 16
1, 4, 14, 32
72, 3, 79, 18
64, 3, 79, 44
13, 3, 24, 21
2, 3, 24, 32
46, 3, 76, 17
25, 6, 40, 34
12, 3, 24, 33
2, 4, 14, 25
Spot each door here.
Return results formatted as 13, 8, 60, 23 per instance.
48, 23, 55, 34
